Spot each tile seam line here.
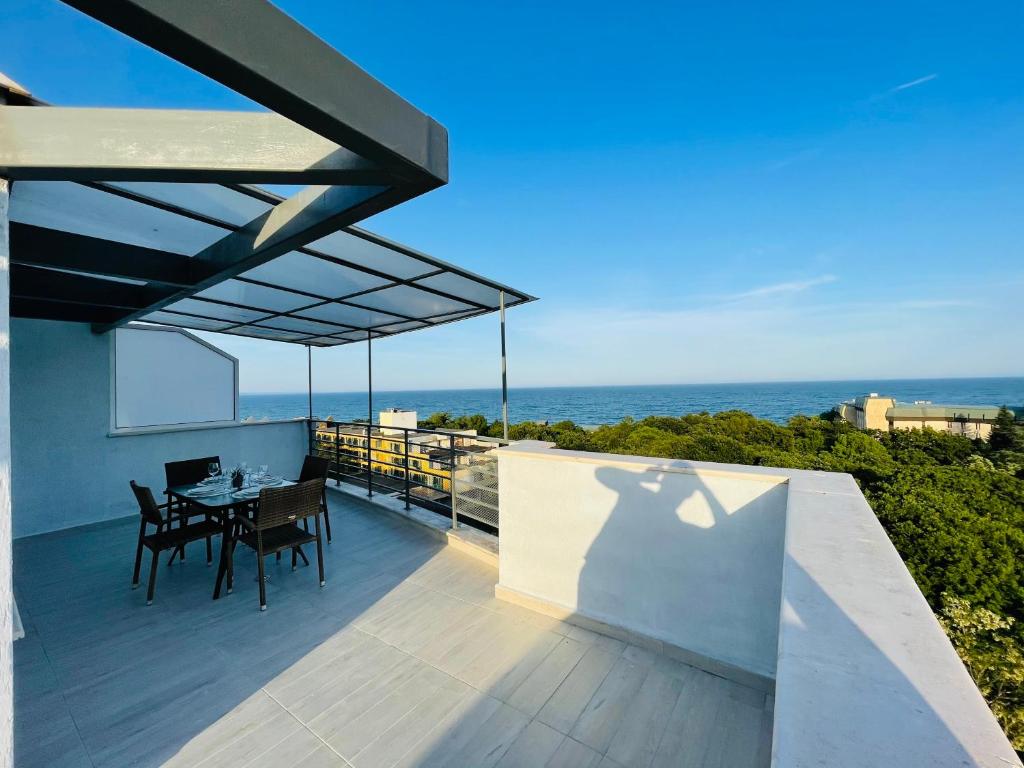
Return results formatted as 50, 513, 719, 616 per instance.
262, 686, 353, 767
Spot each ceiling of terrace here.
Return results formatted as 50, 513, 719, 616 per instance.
7, 180, 533, 346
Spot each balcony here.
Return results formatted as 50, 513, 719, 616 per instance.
10, 382, 1021, 766
14, 486, 771, 768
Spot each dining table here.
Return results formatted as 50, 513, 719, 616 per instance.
165, 475, 294, 599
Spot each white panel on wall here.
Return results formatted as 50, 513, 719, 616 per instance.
114, 326, 237, 429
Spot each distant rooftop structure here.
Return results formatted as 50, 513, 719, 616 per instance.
838, 393, 1010, 439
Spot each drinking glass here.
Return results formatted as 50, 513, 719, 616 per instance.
259, 464, 269, 480
207, 461, 220, 479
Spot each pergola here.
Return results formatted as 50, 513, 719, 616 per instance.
0, 0, 533, 435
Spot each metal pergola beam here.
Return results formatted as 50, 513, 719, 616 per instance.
10, 264, 168, 310
0, 107, 391, 184
61, 0, 448, 186
10, 297, 131, 324
9, 224, 212, 287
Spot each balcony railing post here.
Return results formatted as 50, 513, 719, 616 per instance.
366, 422, 373, 498
403, 428, 411, 510
449, 433, 457, 530
334, 423, 340, 486
307, 417, 314, 457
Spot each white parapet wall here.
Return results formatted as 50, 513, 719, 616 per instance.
494, 440, 1022, 767
496, 440, 787, 682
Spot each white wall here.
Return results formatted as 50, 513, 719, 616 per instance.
10, 320, 306, 538
0, 179, 14, 768
496, 441, 788, 679
776, 469, 1022, 766
114, 325, 236, 429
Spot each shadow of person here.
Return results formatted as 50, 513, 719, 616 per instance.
580, 464, 784, 679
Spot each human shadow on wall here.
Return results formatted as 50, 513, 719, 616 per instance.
579, 465, 785, 676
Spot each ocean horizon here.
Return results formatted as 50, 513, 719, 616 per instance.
239, 377, 1024, 426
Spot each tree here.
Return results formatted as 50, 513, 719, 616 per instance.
939, 594, 1024, 750
820, 431, 896, 482
991, 406, 1023, 452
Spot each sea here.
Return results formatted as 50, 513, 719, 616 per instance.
240, 377, 1024, 426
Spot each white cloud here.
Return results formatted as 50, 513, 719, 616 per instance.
891, 73, 938, 92
723, 274, 837, 301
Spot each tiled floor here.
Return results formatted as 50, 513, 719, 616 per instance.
14, 489, 773, 768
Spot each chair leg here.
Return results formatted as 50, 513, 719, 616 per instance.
276, 551, 281, 562
291, 547, 297, 571
256, 533, 267, 611
131, 520, 146, 588
295, 546, 309, 567
322, 490, 332, 543
314, 515, 326, 587
146, 549, 160, 605
205, 514, 213, 565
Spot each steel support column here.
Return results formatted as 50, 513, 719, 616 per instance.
306, 344, 313, 456
307, 345, 313, 421
367, 331, 373, 498
500, 290, 509, 440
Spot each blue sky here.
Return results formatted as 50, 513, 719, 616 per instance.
6, 1, 1024, 392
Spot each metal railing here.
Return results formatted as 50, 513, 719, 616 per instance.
307, 419, 508, 532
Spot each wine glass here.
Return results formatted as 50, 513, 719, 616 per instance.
207, 461, 220, 481
259, 464, 269, 481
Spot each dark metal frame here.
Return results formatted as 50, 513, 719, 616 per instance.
8, 182, 534, 345
3, 0, 534, 346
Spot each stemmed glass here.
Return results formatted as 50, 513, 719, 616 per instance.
207, 461, 220, 482
259, 464, 269, 482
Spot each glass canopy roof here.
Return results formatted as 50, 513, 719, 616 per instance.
9, 180, 534, 347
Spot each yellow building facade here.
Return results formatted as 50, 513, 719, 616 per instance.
837, 394, 1005, 440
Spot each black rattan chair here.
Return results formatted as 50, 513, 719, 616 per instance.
164, 456, 220, 564
130, 481, 222, 605
298, 455, 332, 543
217, 479, 325, 611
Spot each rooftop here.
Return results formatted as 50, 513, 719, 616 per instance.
14, 489, 770, 768
887, 404, 1006, 420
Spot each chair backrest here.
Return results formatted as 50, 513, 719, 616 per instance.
165, 456, 221, 488
130, 481, 164, 526
255, 479, 323, 531
298, 455, 330, 484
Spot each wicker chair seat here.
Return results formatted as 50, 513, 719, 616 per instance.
144, 519, 223, 551
237, 523, 317, 555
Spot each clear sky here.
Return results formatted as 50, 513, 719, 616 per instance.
6, 1, 1024, 393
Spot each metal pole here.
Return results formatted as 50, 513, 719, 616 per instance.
306, 344, 313, 421
306, 344, 313, 456
500, 290, 509, 440
449, 433, 458, 530
364, 423, 372, 495
367, 331, 373, 497
403, 428, 411, 510
334, 423, 340, 486
367, 331, 373, 427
